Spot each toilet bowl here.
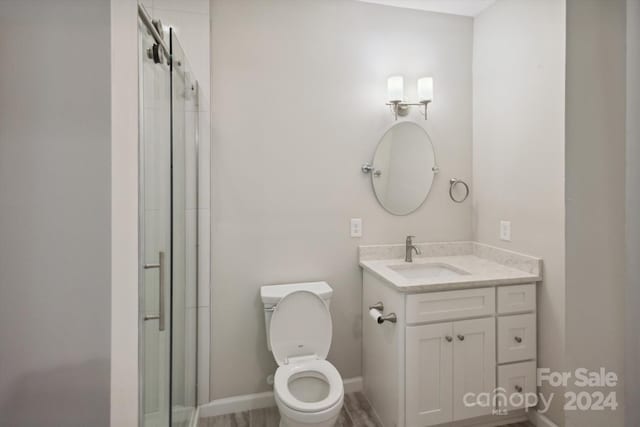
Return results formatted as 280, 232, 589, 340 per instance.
261, 283, 344, 427
274, 359, 344, 427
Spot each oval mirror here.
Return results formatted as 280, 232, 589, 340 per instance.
369, 122, 437, 215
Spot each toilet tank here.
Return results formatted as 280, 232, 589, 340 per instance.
260, 281, 333, 351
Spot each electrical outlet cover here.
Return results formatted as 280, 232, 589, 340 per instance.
500, 220, 511, 241
350, 218, 362, 237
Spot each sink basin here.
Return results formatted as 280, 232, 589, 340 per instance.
389, 262, 469, 280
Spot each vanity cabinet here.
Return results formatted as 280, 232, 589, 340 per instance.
362, 271, 539, 427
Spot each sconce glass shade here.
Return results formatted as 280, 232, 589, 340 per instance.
417, 77, 434, 103
387, 76, 404, 102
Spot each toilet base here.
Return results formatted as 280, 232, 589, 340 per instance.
277, 411, 341, 427
274, 392, 343, 427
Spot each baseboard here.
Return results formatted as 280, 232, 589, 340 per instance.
342, 377, 363, 393
199, 376, 363, 418
528, 410, 559, 427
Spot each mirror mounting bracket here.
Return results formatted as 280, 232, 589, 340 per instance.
362, 163, 382, 177
363, 162, 439, 175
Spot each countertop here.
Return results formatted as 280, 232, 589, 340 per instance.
359, 241, 542, 293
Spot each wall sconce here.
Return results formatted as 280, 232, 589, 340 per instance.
386, 76, 433, 120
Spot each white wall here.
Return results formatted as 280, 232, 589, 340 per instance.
111, 0, 139, 426
626, 1, 640, 425
0, 1, 112, 425
210, 0, 473, 399
565, 0, 626, 426
472, 0, 566, 424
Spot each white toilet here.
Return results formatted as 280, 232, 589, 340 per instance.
261, 282, 344, 427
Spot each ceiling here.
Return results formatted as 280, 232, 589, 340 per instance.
356, 0, 497, 17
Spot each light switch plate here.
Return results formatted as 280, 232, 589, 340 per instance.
500, 220, 511, 241
350, 218, 362, 237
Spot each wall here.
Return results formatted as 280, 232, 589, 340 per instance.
141, 0, 213, 404
472, 0, 566, 424
0, 1, 112, 426
110, 0, 139, 426
626, 1, 640, 425
210, 0, 473, 398
565, 0, 626, 426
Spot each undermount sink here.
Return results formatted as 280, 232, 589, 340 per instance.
389, 262, 469, 280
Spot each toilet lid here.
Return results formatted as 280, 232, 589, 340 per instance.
270, 290, 332, 366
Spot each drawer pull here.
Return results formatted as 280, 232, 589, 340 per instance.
515, 385, 523, 393
445, 336, 453, 342
457, 334, 465, 341
514, 336, 523, 343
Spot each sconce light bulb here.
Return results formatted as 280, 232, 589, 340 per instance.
387, 75, 404, 102
418, 77, 434, 103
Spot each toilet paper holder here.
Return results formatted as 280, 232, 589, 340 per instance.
368, 301, 397, 324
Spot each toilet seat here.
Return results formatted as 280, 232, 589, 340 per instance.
274, 359, 343, 413
269, 290, 332, 365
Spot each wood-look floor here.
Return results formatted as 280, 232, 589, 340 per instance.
197, 392, 534, 427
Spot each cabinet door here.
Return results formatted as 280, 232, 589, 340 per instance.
452, 318, 496, 421
406, 323, 453, 427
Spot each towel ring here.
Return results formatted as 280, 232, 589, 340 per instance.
449, 178, 469, 203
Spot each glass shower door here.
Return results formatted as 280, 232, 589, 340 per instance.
138, 9, 199, 426
139, 17, 172, 427
170, 29, 198, 427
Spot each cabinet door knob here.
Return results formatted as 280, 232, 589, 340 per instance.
514, 336, 523, 343
515, 385, 523, 393
445, 336, 453, 342
457, 334, 465, 341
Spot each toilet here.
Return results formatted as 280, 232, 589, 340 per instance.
261, 282, 344, 427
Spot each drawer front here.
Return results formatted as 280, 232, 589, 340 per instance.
497, 361, 537, 410
497, 284, 536, 314
497, 314, 536, 363
406, 288, 495, 324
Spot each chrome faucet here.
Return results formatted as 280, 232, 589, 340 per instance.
405, 235, 422, 262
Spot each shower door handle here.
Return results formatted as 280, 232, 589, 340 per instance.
144, 251, 166, 331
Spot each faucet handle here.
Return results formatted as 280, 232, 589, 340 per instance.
406, 235, 415, 242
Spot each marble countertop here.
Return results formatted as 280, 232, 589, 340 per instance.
359, 241, 542, 293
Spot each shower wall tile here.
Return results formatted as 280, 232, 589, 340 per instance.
186, 210, 198, 309
185, 306, 198, 405
198, 306, 211, 404
198, 209, 211, 308
198, 111, 211, 211
186, 111, 198, 210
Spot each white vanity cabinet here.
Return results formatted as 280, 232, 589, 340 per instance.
362, 271, 538, 427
